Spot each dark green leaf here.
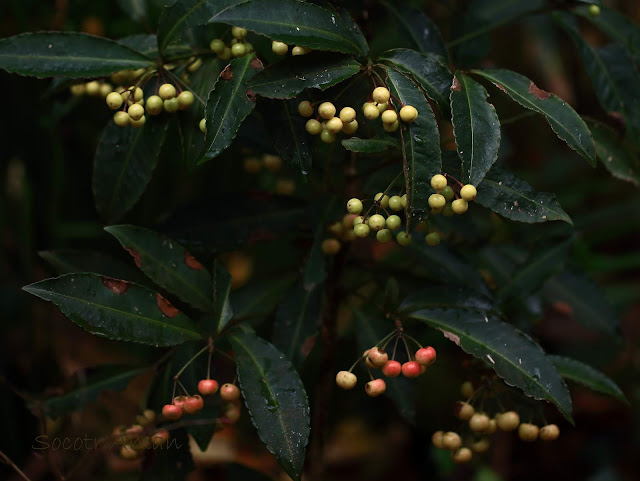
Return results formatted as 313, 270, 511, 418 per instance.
230, 275, 295, 320
303, 201, 335, 290
380, 48, 452, 115
230, 330, 310, 481
158, 0, 242, 55
117, 34, 193, 60
341, 136, 400, 153
273, 281, 323, 369
475, 162, 573, 224
450, 72, 500, 185
199, 54, 262, 163
586, 119, 640, 186
41, 365, 145, 417
38, 249, 148, 284
209, 0, 368, 56
575, 5, 640, 59
498, 237, 573, 303
0, 32, 154, 78
353, 308, 415, 423
93, 117, 169, 223
549, 355, 627, 403
385, 68, 441, 222
264, 100, 312, 174
554, 13, 640, 145
380, 1, 447, 58
399, 286, 494, 313
139, 428, 194, 481
408, 308, 573, 422
472, 69, 596, 165
211, 261, 233, 334
542, 270, 619, 337
23, 273, 201, 346
105, 225, 214, 312
249, 55, 361, 99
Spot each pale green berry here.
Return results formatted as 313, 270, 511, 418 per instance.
346, 198, 363, 214
298, 100, 314, 117
231, 43, 247, 57
396, 232, 412, 246
177, 91, 195, 110
306, 119, 322, 135
106, 91, 123, 110
588, 4, 600, 17
232, 26, 247, 39
428, 193, 446, 209
320, 129, 336, 143
354, 223, 370, 238
353, 216, 366, 226
386, 215, 401, 231
443, 203, 454, 217
374, 193, 389, 209
441, 185, 454, 201
426, 232, 441, 246
187, 57, 203, 73
164, 97, 180, 113
342, 119, 358, 134
146, 95, 163, 115
376, 229, 392, 243
85, 80, 101, 96
291, 46, 307, 56
389, 196, 404, 211
113, 111, 130, 127
272, 41, 288, 55
401, 194, 407, 208
199, 118, 206, 133
210, 39, 225, 53
159, 83, 176, 100
130, 115, 146, 128
219, 47, 232, 60
128, 103, 145, 121
368, 214, 386, 231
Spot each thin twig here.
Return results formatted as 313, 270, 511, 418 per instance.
0, 450, 32, 481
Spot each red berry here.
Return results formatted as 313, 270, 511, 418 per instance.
382, 360, 402, 377
173, 395, 188, 408
402, 361, 422, 378
365, 378, 386, 397
220, 383, 241, 401
198, 379, 219, 396
368, 346, 389, 367
151, 429, 170, 447
161, 404, 182, 420
415, 346, 436, 366
182, 395, 204, 414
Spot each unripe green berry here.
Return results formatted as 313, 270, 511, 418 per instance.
376, 102, 388, 113
219, 47, 232, 60
130, 115, 146, 128
441, 185, 454, 201
428, 193, 446, 209
346, 198, 363, 214
320, 129, 335, 143
146, 95, 163, 115
187, 57, 203, 72
431, 207, 443, 215
383, 120, 399, 132
326, 117, 343, 134
401, 194, 407, 208
113, 111, 130, 127
243, 42, 254, 52
386, 215, 401, 231
388, 195, 403, 211
374, 193, 389, 208
368, 214, 385, 231
451, 198, 468, 214
460, 184, 477, 201
342, 119, 358, 134
318, 102, 336, 120
231, 43, 247, 57
210, 39, 225, 53
339, 107, 356, 123
291, 46, 307, 56
354, 223, 370, 238
381, 109, 398, 124
399, 105, 418, 122
443, 203, 454, 217
363, 103, 379, 120
396, 232, 412, 246
372, 86, 390, 103
272, 41, 288, 55
106, 91, 124, 110
199, 118, 206, 133
178, 90, 195, 110
588, 4, 600, 16
306, 119, 322, 135
231, 26, 247, 39
431, 174, 447, 191
426, 232, 440, 246
298, 100, 314, 117
376, 229, 392, 243
128, 103, 145, 121
164, 97, 179, 113
159, 83, 176, 100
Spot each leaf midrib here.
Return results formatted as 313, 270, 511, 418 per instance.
250, 62, 359, 91
159, 0, 208, 54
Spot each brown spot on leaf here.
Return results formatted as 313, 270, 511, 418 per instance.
184, 251, 204, 270
493, 82, 508, 94
301, 335, 316, 358
440, 329, 460, 346
125, 247, 142, 268
156, 294, 180, 318
220, 65, 233, 81
102, 276, 131, 294
451, 77, 461, 91
250, 57, 264, 70
246, 89, 256, 102
528, 81, 551, 100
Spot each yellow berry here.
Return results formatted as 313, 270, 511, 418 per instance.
320, 129, 336, 143
275, 178, 295, 195
164, 97, 180, 113
383, 120, 399, 132
70, 84, 85, 96
133, 87, 143, 102
159, 83, 176, 100
452, 447, 472, 464
428, 194, 446, 209
199, 118, 206, 133
372, 86, 390, 103
318, 102, 336, 119
187, 57, 203, 72
432, 430, 445, 449
177, 91, 195, 110
460, 184, 477, 201
376, 102, 388, 113
272, 41, 288, 55
113, 111, 130, 127
85, 80, 101, 96
442, 432, 462, 451
339, 107, 356, 123
298, 100, 314, 117
469, 413, 491, 433
451, 198, 468, 214
431, 174, 447, 191
399, 105, 418, 123
243, 156, 262, 174
326, 117, 343, 134
128, 103, 145, 121
374, 193, 389, 208
99, 83, 113, 98
539, 424, 560, 441
146, 95, 163, 115
292, 46, 310, 56
130, 115, 146, 128
381, 110, 398, 124
306, 119, 322, 135
262, 154, 282, 171
363, 103, 379, 120
496, 411, 520, 431
518, 423, 540, 442
106, 91, 124, 110
232, 26, 247, 39
342, 119, 358, 134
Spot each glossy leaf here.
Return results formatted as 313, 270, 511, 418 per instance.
408, 308, 573, 423
23, 273, 201, 346
230, 330, 310, 481
385, 67, 441, 222
248, 55, 361, 99
211, 261, 233, 334
229, 275, 295, 320
353, 308, 416, 423
341, 136, 400, 153
575, 5, 640, 59
542, 270, 619, 338
209, 0, 368, 56
498, 237, 573, 303
475, 162, 573, 224
586, 119, 640, 186
0, 32, 154, 78
118, 34, 192, 61
157, 0, 241, 55
554, 13, 640, 144
549, 355, 627, 403
93, 117, 169, 223
450, 72, 500, 185
105, 225, 214, 312
42, 365, 146, 417
380, 1, 447, 58
380, 48, 452, 115
264, 100, 312, 174
399, 286, 495, 313
199, 54, 262, 164
472, 69, 596, 165
273, 281, 323, 369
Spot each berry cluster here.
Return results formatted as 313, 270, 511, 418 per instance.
362, 86, 418, 133
161, 380, 241, 425
344, 193, 411, 246
336, 329, 436, 397
271, 41, 311, 56
112, 409, 170, 460
209, 26, 255, 60
431, 381, 560, 464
